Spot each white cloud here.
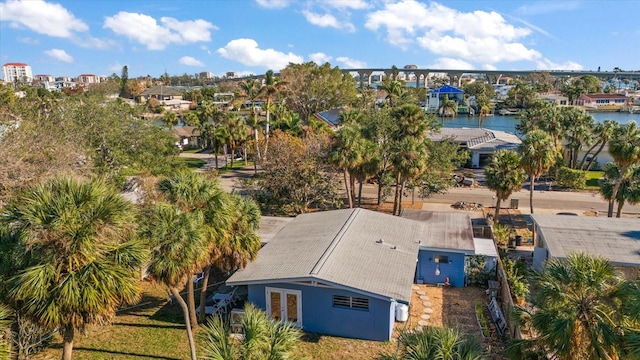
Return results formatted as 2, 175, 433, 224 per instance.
44, 49, 73, 63
0, 0, 88, 38
336, 56, 367, 68
302, 10, 355, 32
217, 38, 304, 71
18, 37, 39, 44
309, 52, 333, 65
324, 0, 369, 10
535, 58, 583, 70
427, 58, 473, 70
179, 56, 205, 67
255, 0, 290, 9
104, 12, 216, 50
365, 0, 554, 67
108, 63, 123, 73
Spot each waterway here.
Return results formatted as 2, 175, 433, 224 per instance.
441, 111, 639, 136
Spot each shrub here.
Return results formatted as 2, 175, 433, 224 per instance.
556, 166, 586, 189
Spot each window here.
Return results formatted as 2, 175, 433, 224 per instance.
333, 295, 369, 310
434, 255, 450, 264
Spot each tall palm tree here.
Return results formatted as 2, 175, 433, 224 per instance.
156, 171, 229, 327
598, 163, 640, 218
330, 124, 364, 208
3, 177, 146, 360
578, 120, 617, 171
381, 326, 485, 360
378, 79, 407, 108
239, 79, 264, 165
224, 113, 248, 168
484, 150, 526, 222
143, 203, 206, 360
258, 70, 287, 160
519, 130, 558, 214
198, 193, 260, 323
607, 121, 640, 217
199, 303, 301, 360
511, 253, 640, 360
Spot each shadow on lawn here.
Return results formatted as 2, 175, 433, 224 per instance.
69, 347, 182, 360
112, 322, 185, 330
300, 332, 322, 344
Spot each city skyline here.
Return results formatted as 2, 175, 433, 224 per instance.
1, 0, 639, 79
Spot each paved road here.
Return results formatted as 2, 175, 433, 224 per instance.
180, 152, 640, 217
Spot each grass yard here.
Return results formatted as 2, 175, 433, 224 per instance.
585, 170, 604, 188
175, 157, 207, 169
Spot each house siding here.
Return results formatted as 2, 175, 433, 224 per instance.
416, 250, 466, 287
247, 283, 395, 341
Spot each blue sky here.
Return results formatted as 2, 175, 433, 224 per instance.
1, 0, 639, 79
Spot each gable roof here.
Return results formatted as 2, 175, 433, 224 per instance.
431, 85, 464, 94
533, 215, 640, 267
579, 93, 627, 100
227, 208, 424, 302
401, 210, 475, 252
173, 126, 200, 138
141, 85, 183, 97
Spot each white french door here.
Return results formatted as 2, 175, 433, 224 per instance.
265, 287, 302, 327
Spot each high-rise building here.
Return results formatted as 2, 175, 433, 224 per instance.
2, 62, 33, 83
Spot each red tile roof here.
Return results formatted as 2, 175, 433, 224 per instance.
3, 63, 29, 67
580, 93, 627, 99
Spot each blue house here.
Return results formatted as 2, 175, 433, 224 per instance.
227, 208, 494, 341
426, 84, 465, 112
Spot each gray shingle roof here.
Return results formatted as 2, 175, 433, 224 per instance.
401, 210, 475, 252
533, 215, 640, 267
426, 128, 521, 151
227, 208, 424, 302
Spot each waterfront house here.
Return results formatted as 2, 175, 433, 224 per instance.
575, 93, 628, 110
532, 215, 640, 279
539, 94, 569, 106
226, 208, 496, 341
426, 85, 465, 112
139, 85, 183, 103
173, 126, 201, 148
426, 128, 521, 168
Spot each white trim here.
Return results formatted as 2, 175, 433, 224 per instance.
265, 287, 303, 328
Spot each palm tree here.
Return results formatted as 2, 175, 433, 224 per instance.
199, 303, 301, 360
378, 79, 407, 108
330, 124, 364, 208
224, 113, 248, 168
577, 120, 617, 171
156, 171, 229, 327
381, 326, 485, 360
599, 163, 640, 218
239, 79, 263, 165
476, 93, 491, 128
607, 121, 640, 217
163, 110, 179, 130
3, 177, 146, 360
484, 150, 526, 222
511, 253, 640, 360
143, 203, 206, 360
258, 70, 287, 160
0, 305, 11, 360
519, 130, 558, 214
438, 94, 458, 119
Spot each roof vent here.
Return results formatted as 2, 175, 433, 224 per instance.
376, 239, 384, 244
390, 245, 397, 250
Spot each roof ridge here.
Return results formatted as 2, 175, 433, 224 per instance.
310, 208, 360, 275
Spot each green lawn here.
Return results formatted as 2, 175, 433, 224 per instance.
175, 157, 207, 169
585, 171, 604, 188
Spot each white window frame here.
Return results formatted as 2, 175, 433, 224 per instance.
265, 287, 302, 327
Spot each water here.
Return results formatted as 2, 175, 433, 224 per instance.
440, 111, 639, 136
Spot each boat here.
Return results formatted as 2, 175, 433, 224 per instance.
498, 108, 520, 116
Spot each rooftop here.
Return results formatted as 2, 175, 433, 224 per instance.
401, 210, 476, 252
533, 214, 640, 267
426, 128, 521, 151
227, 208, 424, 302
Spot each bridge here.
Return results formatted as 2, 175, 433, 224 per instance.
342, 68, 640, 88
218, 68, 640, 88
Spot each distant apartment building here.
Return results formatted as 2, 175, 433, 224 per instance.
34, 74, 55, 83
2, 62, 33, 83
76, 74, 100, 85
225, 71, 239, 78
56, 76, 72, 82
199, 71, 213, 79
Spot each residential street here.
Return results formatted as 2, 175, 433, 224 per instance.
180, 152, 640, 217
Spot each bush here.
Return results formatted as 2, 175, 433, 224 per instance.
556, 166, 586, 189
